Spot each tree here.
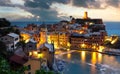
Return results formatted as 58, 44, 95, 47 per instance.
35, 69, 54, 74
0, 56, 27, 74
0, 27, 20, 36
0, 41, 7, 55
0, 18, 11, 27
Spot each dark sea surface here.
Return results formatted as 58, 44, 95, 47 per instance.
59, 51, 120, 74
105, 22, 120, 36
11, 22, 120, 36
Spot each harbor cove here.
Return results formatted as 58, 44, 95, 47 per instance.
56, 50, 120, 74
10, 16, 120, 74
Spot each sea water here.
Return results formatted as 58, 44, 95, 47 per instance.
11, 22, 120, 36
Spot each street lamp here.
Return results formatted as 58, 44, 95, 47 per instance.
37, 52, 43, 59
81, 43, 86, 48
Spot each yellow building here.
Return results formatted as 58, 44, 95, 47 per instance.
20, 33, 31, 43
47, 32, 69, 49
83, 11, 88, 19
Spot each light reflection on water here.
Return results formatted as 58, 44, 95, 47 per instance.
67, 53, 71, 60
57, 50, 120, 74
81, 51, 86, 63
98, 53, 102, 63
91, 52, 97, 74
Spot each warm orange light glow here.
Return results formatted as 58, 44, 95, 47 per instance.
33, 51, 38, 56
55, 50, 62, 55
29, 51, 44, 59
79, 30, 84, 34
81, 43, 86, 48
91, 52, 97, 74
105, 36, 118, 44
67, 48, 70, 51
44, 32, 69, 49
91, 52, 97, 64
29, 52, 32, 56
98, 46, 105, 52
111, 37, 118, 44
105, 36, 112, 41
20, 33, 31, 43
98, 53, 102, 63
92, 45, 96, 49
54, 44, 59, 49
25, 39, 30, 43
37, 53, 43, 58
47, 35, 51, 44
81, 51, 86, 63
67, 53, 71, 59
67, 42, 71, 47
83, 11, 88, 19
40, 32, 47, 43
60, 42, 62, 44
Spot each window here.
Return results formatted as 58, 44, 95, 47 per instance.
28, 65, 31, 70
15, 38, 18, 41
1, 38, 3, 40
28, 72, 31, 74
29, 45, 32, 48
15, 44, 17, 47
11, 45, 14, 48
43, 49, 47, 51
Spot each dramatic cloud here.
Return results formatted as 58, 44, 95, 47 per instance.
10, 0, 25, 5
51, 3, 120, 21
107, 0, 120, 7
25, 0, 69, 9
0, 7, 34, 21
0, 0, 11, 6
25, 8, 61, 21
25, 0, 120, 10
0, 0, 120, 21
72, 0, 120, 9
23, 0, 70, 21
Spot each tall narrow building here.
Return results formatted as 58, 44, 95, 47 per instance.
83, 11, 88, 19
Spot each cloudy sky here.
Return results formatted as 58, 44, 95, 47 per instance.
0, 0, 120, 22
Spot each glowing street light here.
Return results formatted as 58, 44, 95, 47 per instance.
67, 42, 71, 47
37, 52, 43, 58
29, 52, 32, 56
67, 48, 70, 51
98, 46, 105, 52
81, 43, 86, 48
92, 45, 96, 49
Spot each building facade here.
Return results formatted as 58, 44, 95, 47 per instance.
0, 33, 19, 51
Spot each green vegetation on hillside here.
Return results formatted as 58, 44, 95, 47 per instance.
35, 69, 55, 74
0, 18, 10, 27
0, 27, 20, 36
0, 55, 27, 74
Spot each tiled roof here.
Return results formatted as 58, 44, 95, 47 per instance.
8, 33, 19, 38
10, 54, 28, 65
